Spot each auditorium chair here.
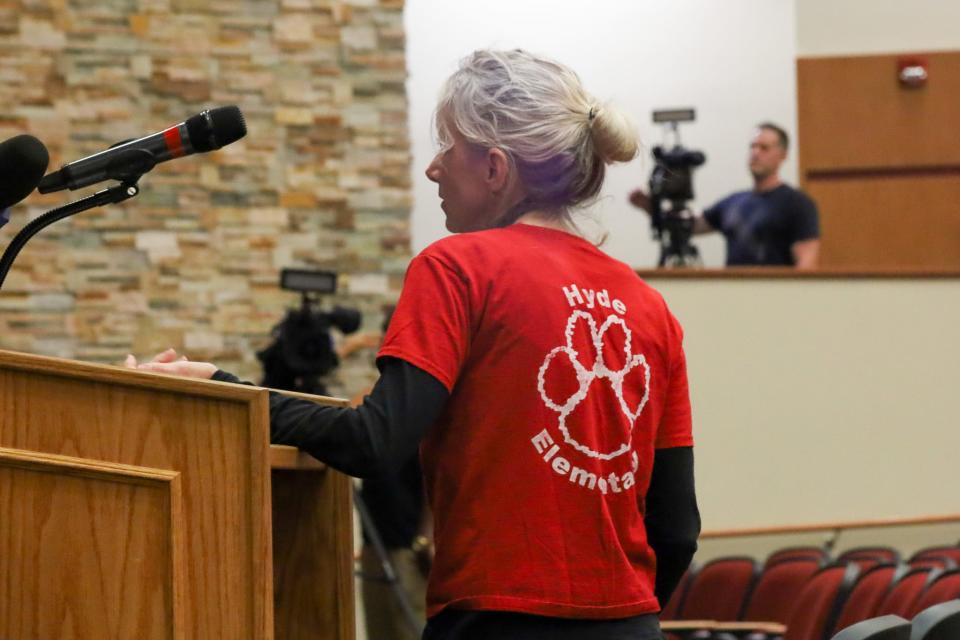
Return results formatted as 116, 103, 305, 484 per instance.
907, 568, 960, 618
906, 556, 957, 571
662, 562, 860, 640
658, 557, 758, 640
764, 546, 832, 568
833, 564, 901, 632
740, 557, 826, 623
909, 546, 960, 567
829, 615, 911, 640
910, 600, 960, 640
676, 556, 759, 621
873, 566, 940, 619
838, 547, 902, 570
778, 563, 862, 640
728, 562, 862, 640
660, 565, 698, 620
698, 557, 827, 640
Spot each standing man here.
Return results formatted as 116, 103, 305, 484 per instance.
631, 123, 820, 268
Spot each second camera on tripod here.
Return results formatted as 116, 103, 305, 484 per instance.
648, 108, 707, 267
258, 268, 361, 396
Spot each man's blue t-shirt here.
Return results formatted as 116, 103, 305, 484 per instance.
703, 184, 819, 266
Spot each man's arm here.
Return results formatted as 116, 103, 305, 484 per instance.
691, 215, 715, 235
790, 190, 820, 268
628, 189, 716, 235
792, 238, 819, 269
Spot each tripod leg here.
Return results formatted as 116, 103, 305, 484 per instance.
353, 487, 426, 638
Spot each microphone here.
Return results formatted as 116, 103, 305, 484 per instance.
0, 134, 50, 227
38, 105, 247, 193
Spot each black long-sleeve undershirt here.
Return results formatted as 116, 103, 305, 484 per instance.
214, 356, 699, 606
645, 446, 701, 606
213, 356, 448, 478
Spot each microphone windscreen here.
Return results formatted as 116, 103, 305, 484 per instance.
185, 106, 247, 152
0, 135, 50, 210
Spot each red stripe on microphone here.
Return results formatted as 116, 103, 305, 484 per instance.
163, 126, 186, 158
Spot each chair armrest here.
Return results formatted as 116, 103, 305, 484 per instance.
660, 620, 718, 632
660, 620, 720, 639
712, 622, 786, 634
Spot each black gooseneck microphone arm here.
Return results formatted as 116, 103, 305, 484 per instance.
0, 180, 142, 291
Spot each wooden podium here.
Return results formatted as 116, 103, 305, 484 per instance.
0, 349, 355, 640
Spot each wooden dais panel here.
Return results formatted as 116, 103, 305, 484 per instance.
0, 448, 183, 639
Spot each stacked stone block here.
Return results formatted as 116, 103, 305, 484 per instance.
0, 0, 411, 397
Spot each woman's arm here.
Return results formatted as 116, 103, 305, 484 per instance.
246, 357, 448, 477
133, 351, 449, 478
643, 446, 701, 606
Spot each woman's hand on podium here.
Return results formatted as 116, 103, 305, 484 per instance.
124, 348, 217, 379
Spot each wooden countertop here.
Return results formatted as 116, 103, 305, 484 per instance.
269, 445, 327, 470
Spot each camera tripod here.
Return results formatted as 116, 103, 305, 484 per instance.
656, 206, 703, 268
353, 488, 426, 637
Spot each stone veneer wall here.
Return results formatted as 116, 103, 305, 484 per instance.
0, 0, 411, 397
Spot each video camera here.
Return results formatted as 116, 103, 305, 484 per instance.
647, 108, 706, 267
257, 268, 361, 395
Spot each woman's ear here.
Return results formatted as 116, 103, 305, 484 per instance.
485, 147, 511, 193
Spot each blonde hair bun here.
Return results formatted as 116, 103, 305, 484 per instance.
590, 105, 639, 164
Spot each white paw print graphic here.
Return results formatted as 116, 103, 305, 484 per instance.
537, 310, 650, 461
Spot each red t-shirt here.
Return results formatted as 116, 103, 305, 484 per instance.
379, 223, 693, 619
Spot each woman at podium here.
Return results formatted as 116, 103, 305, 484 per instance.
128, 48, 700, 640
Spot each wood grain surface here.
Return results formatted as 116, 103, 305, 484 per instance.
0, 348, 355, 639
0, 350, 272, 639
0, 448, 184, 639
797, 50, 960, 270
